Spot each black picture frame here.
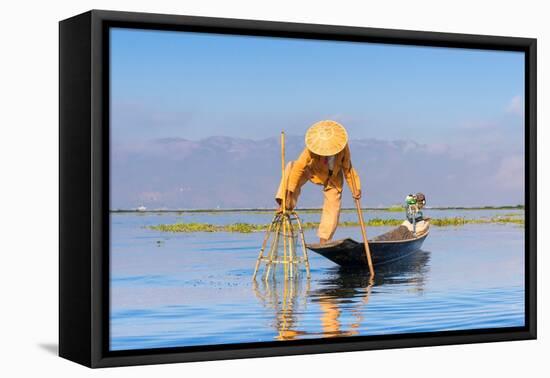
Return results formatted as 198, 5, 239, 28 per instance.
59, 9, 537, 368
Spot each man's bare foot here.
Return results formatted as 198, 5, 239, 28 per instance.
319, 238, 328, 245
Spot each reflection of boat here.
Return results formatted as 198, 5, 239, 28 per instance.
307, 226, 429, 268
253, 250, 430, 340
319, 249, 431, 289
309, 250, 430, 338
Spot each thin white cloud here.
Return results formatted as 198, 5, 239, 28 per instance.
506, 95, 524, 117
461, 120, 497, 130
493, 155, 524, 191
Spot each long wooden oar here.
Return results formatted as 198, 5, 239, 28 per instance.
349, 169, 375, 277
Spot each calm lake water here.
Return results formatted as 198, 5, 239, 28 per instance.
110, 209, 525, 351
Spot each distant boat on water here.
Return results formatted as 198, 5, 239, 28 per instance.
136, 206, 147, 212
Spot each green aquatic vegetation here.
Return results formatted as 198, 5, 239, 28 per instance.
475, 216, 524, 226
366, 218, 404, 226
386, 205, 404, 212
487, 216, 524, 225
430, 217, 467, 226
147, 216, 524, 233
501, 212, 523, 217
149, 218, 399, 233
428, 216, 525, 227
148, 222, 268, 233
223, 223, 266, 233
149, 222, 218, 233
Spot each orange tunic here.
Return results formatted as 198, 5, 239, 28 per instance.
286, 144, 361, 194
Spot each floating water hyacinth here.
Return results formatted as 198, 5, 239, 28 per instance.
147, 216, 524, 233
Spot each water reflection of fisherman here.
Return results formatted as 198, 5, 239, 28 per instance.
318, 281, 373, 338
275, 120, 362, 245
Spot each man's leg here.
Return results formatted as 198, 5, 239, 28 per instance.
318, 186, 342, 244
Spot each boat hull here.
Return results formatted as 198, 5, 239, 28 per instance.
307, 231, 429, 268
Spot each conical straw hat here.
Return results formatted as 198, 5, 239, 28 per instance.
305, 120, 348, 156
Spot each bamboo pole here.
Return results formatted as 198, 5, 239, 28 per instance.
281, 132, 288, 278
349, 168, 375, 277
294, 213, 311, 279
281, 132, 286, 215
264, 219, 282, 280
253, 213, 280, 280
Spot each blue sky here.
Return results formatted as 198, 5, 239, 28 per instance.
111, 28, 524, 143
110, 27, 525, 208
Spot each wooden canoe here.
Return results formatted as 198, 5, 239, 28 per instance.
307, 228, 429, 268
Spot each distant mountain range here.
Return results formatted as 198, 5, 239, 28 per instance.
110, 135, 524, 209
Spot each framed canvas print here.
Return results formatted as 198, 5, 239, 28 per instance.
59, 10, 537, 368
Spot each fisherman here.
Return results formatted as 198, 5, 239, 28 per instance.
275, 120, 361, 245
